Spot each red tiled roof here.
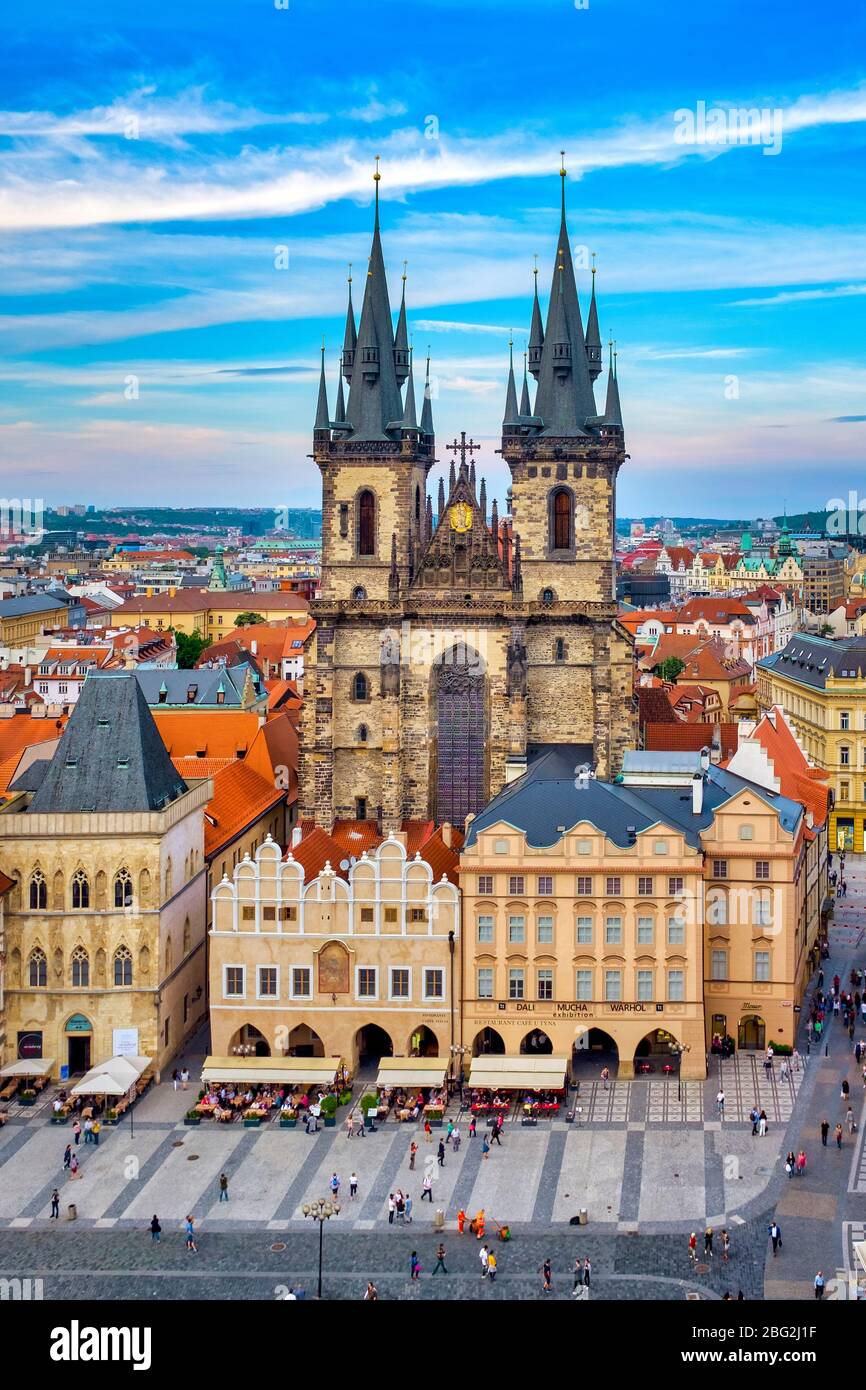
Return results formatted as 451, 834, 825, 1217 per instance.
748, 709, 830, 828
204, 759, 284, 857
644, 722, 740, 758
663, 546, 697, 570
637, 686, 678, 727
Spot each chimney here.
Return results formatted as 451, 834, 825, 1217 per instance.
291, 824, 303, 849
440, 822, 453, 848
692, 772, 704, 815
700, 746, 710, 772
251, 639, 258, 656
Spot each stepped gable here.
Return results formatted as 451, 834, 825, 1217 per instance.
410, 462, 512, 594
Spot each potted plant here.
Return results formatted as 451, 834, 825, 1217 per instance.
279, 1109, 298, 1128
104, 1109, 119, 1125
19, 1089, 36, 1107
243, 1109, 261, 1128
426, 1106, 444, 1128
338, 1087, 353, 1107
320, 1095, 338, 1128
360, 1092, 379, 1129
184, 1108, 201, 1126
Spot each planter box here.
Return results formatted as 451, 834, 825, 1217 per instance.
323, 1116, 336, 1128
243, 1118, 261, 1128
104, 1118, 119, 1127
521, 1117, 538, 1127
18, 1097, 36, 1107
184, 1117, 201, 1126
50, 1115, 68, 1125
279, 1118, 297, 1129
428, 1119, 444, 1128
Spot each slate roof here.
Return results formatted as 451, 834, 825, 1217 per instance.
757, 633, 866, 689
463, 745, 802, 851
0, 593, 69, 618
135, 665, 262, 708
28, 672, 188, 814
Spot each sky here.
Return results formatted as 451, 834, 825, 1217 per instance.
0, 0, 864, 519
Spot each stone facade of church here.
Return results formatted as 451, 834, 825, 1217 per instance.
299, 170, 635, 833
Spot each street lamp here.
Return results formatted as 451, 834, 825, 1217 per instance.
449, 1044, 470, 1095
302, 1197, 340, 1299
669, 1041, 691, 1103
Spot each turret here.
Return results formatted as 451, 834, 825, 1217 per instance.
419, 350, 434, 437
602, 338, 623, 431
341, 266, 356, 381
528, 260, 544, 378
502, 338, 521, 430
393, 262, 410, 384
313, 344, 330, 440
585, 254, 602, 382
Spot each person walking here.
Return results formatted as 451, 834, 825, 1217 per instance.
716, 1089, 725, 1117
814, 1270, 825, 1300
835, 1123, 844, 1149
49, 1189, 60, 1219
469, 1115, 477, 1139
330, 1172, 341, 1201
721, 1229, 730, 1262
404, 1195, 413, 1224
150, 1215, 161, 1242
572, 1257, 584, 1294
437, 1139, 446, 1168
72, 1120, 82, 1146
479, 1243, 489, 1279
410, 1251, 421, 1283
797, 1149, 807, 1176
219, 1172, 229, 1203
388, 1193, 396, 1225
409, 1140, 417, 1170
750, 1107, 759, 1136
431, 1242, 448, 1275
583, 1257, 591, 1289
847, 1106, 856, 1134
446, 1119, 454, 1145
452, 1125, 461, 1153
63, 1144, 72, 1170
421, 1175, 433, 1203
363, 1281, 379, 1301
785, 1152, 795, 1178
481, 1134, 490, 1160
69, 1153, 79, 1179
842, 1077, 850, 1102
487, 1250, 497, 1283
181, 1067, 190, 1091
540, 1258, 552, 1294
350, 1172, 358, 1201
704, 1226, 714, 1258
601, 1066, 610, 1091
457, 1208, 466, 1235
185, 1215, 197, 1252
491, 1118, 503, 1146
91, 1119, 100, 1147
688, 1232, 697, 1263
758, 1109, 768, 1137
821, 1118, 830, 1146
424, 1119, 433, 1144
172, 1068, 179, 1091
768, 1221, 781, 1257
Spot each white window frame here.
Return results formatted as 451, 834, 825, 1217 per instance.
477, 967, 494, 999
667, 969, 685, 1002
754, 950, 771, 982
356, 965, 378, 1000
508, 968, 525, 1000
536, 914, 554, 945
604, 969, 622, 1002
636, 915, 654, 946
476, 914, 494, 944
289, 966, 312, 999
711, 949, 728, 981
256, 964, 279, 1000
576, 915, 593, 945
507, 914, 526, 944
575, 969, 593, 1001
223, 964, 246, 999
422, 967, 445, 1002
667, 915, 686, 946
389, 966, 411, 1001
605, 915, 622, 946
636, 969, 654, 1001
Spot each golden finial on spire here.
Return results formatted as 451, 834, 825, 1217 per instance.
373, 154, 381, 183
591, 251, 597, 279
347, 261, 352, 284
533, 253, 539, 280
560, 149, 566, 178
402, 259, 407, 283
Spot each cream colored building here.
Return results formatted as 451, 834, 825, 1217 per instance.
209, 834, 460, 1069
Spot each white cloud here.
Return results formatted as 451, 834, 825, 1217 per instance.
732, 283, 866, 307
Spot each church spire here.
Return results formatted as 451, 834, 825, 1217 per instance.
602, 337, 623, 430
314, 343, 330, 435
399, 347, 418, 431
528, 256, 544, 378
419, 348, 434, 436
343, 158, 403, 440
479, 476, 487, 522
519, 350, 531, 417
334, 360, 346, 427
491, 496, 499, 537
449, 458, 456, 494
341, 264, 356, 381
503, 336, 520, 428
530, 159, 597, 436
585, 253, 602, 382
393, 260, 410, 384
437, 474, 445, 520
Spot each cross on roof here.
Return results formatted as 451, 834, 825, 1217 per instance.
445, 431, 481, 469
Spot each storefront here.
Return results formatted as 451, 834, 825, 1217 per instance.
201, 1056, 341, 1089
375, 1057, 449, 1091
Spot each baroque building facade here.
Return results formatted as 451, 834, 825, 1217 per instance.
299, 167, 635, 834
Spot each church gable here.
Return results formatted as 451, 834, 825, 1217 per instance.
411, 464, 510, 594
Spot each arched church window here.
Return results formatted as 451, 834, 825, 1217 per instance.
29, 948, 47, 988
357, 724, 369, 743
114, 945, 133, 987
353, 672, 368, 702
415, 485, 421, 523
551, 488, 572, 551
352, 585, 367, 602
541, 588, 555, 605
555, 638, 566, 662
114, 868, 133, 908
29, 870, 47, 910
358, 490, 376, 556
71, 869, 90, 910
71, 946, 90, 988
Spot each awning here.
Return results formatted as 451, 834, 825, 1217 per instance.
376, 1057, 449, 1089
0, 1058, 55, 1078
71, 1055, 151, 1097
467, 1055, 569, 1091
201, 1056, 339, 1087
855, 1241, 866, 1276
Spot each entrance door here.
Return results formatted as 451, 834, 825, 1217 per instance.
68, 1035, 91, 1075
737, 1015, 765, 1051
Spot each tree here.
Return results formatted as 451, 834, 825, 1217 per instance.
174, 629, 209, 669
657, 656, 686, 683
235, 612, 266, 627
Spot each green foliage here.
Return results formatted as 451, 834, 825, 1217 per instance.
360, 1093, 378, 1113
338, 1088, 353, 1106
657, 656, 686, 683
174, 629, 209, 669
235, 612, 266, 627
319, 1094, 338, 1117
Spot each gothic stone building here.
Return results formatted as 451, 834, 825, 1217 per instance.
299, 169, 635, 834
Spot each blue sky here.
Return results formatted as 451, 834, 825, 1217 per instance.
0, 0, 864, 518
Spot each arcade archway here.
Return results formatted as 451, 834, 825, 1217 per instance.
355, 1023, 394, 1065
408, 1025, 439, 1057
227, 1023, 271, 1058
285, 1023, 324, 1058
633, 1028, 681, 1075
520, 1028, 553, 1055
738, 1015, 766, 1051
472, 1026, 505, 1056
571, 1027, 619, 1078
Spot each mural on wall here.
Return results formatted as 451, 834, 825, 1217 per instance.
318, 941, 350, 994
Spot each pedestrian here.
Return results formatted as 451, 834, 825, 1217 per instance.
857, 1041, 863, 1065
572, 1257, 584, 1293
540, 1258, 552, 1293
410, 1251, 421, 1282
409, 1140, 417, 1170
63, 1144, 72, 1170
73, 1120, 82, 1146
49, 1189, 60, 1219
721, 1229, 730, 1262
583, 1257, 591, 1288
768, 1221, 781, 1256
424, 1120, 432, 1143
491, 1118, 503, 1145
814, 1270, 825, 1300
841, 1078, 850, 1102
185, 1215, 197, 1252
487, 1250, 497, 1282
820, 1118, 830, 1146
481, 1135, 490, 1160
457, 1208, 466, 1234
847, 1106, 856, 1134
469, 1115, 477, 1139
150, 1214, 161, 1242
330, 1172, 340, 1200
92, 1120, 100, 1146
785, 1152, 795, 1178
345, 1112, 354, 1139
350, 1172, 358, 1200
835, 1123, 844, 1148
688, 1232, 697, 1263
69, 1153, 79, 1179
422, 1175, 433, 1202
181, 1067, 190, 1091
172, 1068, 179, 1091
219, 1172, 229, 1203
363, 1281, 378, 1301
601, 1066, 610, 1091
479, 1243, 489, 1279
395, 1191, 405, 1222
780, 1059, 788, 1083
446, 1119, 454, 1144
388, 1193, 396, 1225
405, 1195, 413, 1224
83, 1117, 93, 1144
759, 1109, 768, 1137
437, 1139, 445, 1168
704, 1226, 714, 1257
452, 1125, 461, 1152
716, 1089, 725, 1116
750, 1107, 759, 1136
432, 1242, 448, 1275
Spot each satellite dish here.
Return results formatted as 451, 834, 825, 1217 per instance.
349, 855, 357, 866
339, 858, 350, 872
